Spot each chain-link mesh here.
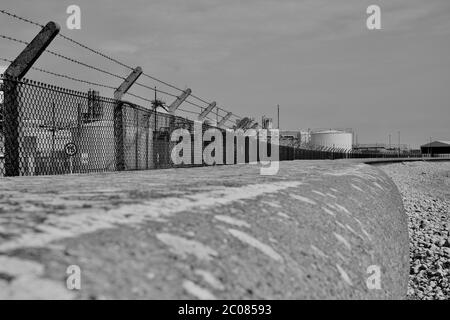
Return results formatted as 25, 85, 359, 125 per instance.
0, 76, 422, 177
0, 76, 216, 176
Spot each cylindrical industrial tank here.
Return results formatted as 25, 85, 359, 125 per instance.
310, 130, 353, 150
70, 120, 115, 172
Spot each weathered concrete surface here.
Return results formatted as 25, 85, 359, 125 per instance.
0, 160, 409, 299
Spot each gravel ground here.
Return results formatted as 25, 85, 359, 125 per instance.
380, 161, 450, 300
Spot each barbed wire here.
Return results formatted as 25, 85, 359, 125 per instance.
142, 73, 211, 105
1, 56, 232, 126
0, 10, 217, 103
0, 34, 28, 46
133, 80, 212, 112
124, 94, 216, 123
0, 33, 126, 81
0, 56, 117, 90
58, 34, 135, 71
185, 100, 206, 110
0, 9, 242, 120
177, 108, 200, 116
190, 94, 211, 105
0, 36, 214, 119
0, 9, 44, 28
134, 82, 179, 99
2, 56, 206, 118
1, 59, 234, 127
124, 92, 154, 104
44, 50, 126, 81
140, 72, 183, 95
0, 9, 135, 71
1, 34, 228, 117
30, 66, 117, 90
0, 36, 198, 106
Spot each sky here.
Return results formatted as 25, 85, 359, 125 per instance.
0, 0, 449, 148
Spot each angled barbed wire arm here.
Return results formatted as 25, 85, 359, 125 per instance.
3, 21, 60, 177
113, 67, 143, 171
197, 102, 217, 121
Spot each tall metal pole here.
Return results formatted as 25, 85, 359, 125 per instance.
277, 104, 280, 129
154, 86, 157, 130
429, 137, 432, 158
398, 131, 400, 157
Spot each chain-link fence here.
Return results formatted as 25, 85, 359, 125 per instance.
0, 76, 424, 177
0, 76, 215, 176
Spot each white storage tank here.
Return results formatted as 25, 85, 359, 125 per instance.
310, 130, 353, 150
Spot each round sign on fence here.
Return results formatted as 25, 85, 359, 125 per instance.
64, 142, 78, 157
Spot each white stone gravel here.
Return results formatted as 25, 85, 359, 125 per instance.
381, 161, 450, 300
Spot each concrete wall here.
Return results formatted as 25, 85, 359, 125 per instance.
0, 160, 409, 299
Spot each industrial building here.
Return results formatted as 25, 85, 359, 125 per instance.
280, 130, 301, 140
421, 141, 450, 157
261, 116, 273, 129
278, 130, 310, 147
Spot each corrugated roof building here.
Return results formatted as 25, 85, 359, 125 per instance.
421, 141, 450, 157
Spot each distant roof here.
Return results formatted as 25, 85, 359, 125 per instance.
421, 141, 450, 148
313, 130, 348, 134
354, 144, 387, 149
280, 130, 300, 135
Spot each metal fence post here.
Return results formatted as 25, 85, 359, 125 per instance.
113, 67, 142, 171
3, 22, 60, 176
135, 110, 139, 169
3, 78, 20, 176
114, 102, 125, 171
